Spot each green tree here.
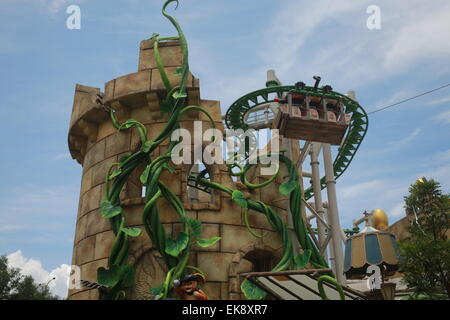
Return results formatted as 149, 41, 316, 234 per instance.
0, 255, 59, 300
398, 178, 450, 299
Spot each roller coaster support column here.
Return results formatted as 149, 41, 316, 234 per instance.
310, 143, 328, 261
286, 137, 301, 254
266, 69, 300, 254
266, 69, 281, 88
323, 143, 345, 284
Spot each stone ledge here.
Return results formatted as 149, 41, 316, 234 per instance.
140, 39, 180, 50
139, 40, 183, 71
68, 84, 108, 164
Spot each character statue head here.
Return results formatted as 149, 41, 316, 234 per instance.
174, 273, 208, 300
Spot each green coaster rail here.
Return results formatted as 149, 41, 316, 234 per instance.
95, 0, 353, 300
224, 86, 369, 200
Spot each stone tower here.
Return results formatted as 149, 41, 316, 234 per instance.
67, 39, 292, 300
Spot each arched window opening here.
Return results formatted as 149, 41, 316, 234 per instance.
187, 162, 213, 204
244, 249, 276, 272
235, 249, 277, 300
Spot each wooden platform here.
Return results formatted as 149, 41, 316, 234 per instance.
241, 269, 367, 300
273, 106, 349, 145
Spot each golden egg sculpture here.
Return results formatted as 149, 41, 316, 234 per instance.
372, 208, 389, 230
416, 177, 426, 184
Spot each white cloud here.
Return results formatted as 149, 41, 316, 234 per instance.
0, 225, 29, 232
0, 0, 83, 15
433, 149, 450, 164
370, 127, 424, 156
338, 178, 409, 225
337, 159, 450, 227
262, 0, 450, 89
7, 250, 49, 283
0, 184, 78, 245
433, 110, 450, 124
7, 250, 70, 298
53, 152, 71, 160
265, 0, 368, 80
341, 179, 386, 200
418, 149, 450, 169
372, 90, 412, 111
419, 164, 450, 191
383, 3, 450, 71
427, 96, 450, 106
390, 201, 405, 218
2, 185, 77, 218
43, 0, 82, 14
394, 128, 422, 146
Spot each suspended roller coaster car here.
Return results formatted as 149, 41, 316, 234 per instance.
273, 91, 352, 145
224, 80, 369, 200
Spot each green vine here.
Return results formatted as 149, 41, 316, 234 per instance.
196, 154, 336, 299
317, 275, 345, 300
96, 0, 342, 300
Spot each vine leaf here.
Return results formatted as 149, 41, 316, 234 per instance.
140, 164, 151, 184
97, 266, 121, 287
240, 279, 266, 300
101, 201, 123, 218
115, 290, 126, 300
163, 162, 176, 174
160, 99, 172, 113
172, 90, 187, 100
97, 265, 135, 288
118, 154, 131, 164
142, 141, 154, 153
165, 231, 189, 257
174, 67, 183, 76
109, 167, 122, 180
121, 227, 142, 237
119, 119, 137, 130
188, 218, 202, 237
150, 284, 164, 297
120, 264, 135, 288
196, 237, 221, 248
294, 249, 312, 269
232, 190, 248, 208
279, 180, 297, 195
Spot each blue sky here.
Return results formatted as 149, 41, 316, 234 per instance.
0, 0, 449, 297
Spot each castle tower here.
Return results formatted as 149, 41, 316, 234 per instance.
67, 39, 292, 300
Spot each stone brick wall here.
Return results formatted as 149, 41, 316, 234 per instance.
67, 39, 291, 300
387, 216, 413, 242
387, 215, 450, 242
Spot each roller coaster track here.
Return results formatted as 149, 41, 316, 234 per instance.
224, 85, 369, 200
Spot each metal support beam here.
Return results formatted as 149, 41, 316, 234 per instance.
322, 143, 345, 284
309, 143, 328, 261
285, 137, 301, 255
301, 171, 313, 178
320, 233, 332, 255
324, 207, 336, 276
296, 141, 311, 169
352, 210, 372, 229
305, 222, 320, 249
303, 199, 330, 229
